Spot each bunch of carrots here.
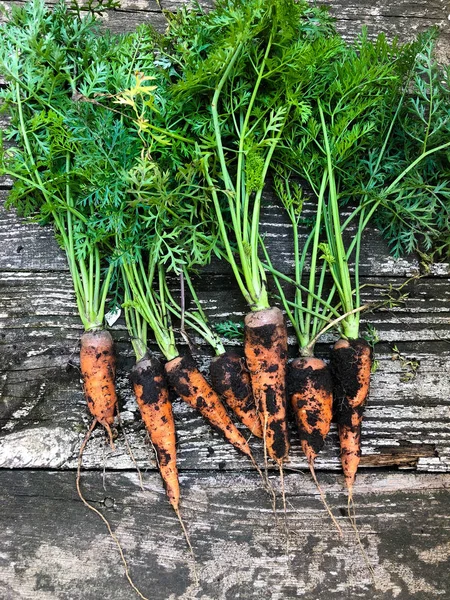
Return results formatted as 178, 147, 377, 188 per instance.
2, 0, 449, 595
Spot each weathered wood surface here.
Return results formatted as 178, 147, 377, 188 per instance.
1, 190, 449, 473
1, 0, 450, 59
1, 1, 450, 599
1, 470, 450, 600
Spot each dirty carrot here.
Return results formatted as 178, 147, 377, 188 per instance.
165, 353, 253, 459
289, 357, 333, 466
80, 329, 117, 447
244, 307, 289, 462
330, 338, 373, 498
210, 351, 263, 439
167, 269, 263, 439
314, 102, 375, 497
131, 354, 180, 510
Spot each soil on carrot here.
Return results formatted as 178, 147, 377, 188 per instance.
340, 424, 362, 454
331, 339, 372, 426
245, 323, 278, 351
196, 396, 208, 410
167, 354, 245, 443
130, 356, 167, 406
155, 446, 173, 467
288, 362, 333, 455
210, 352, 251, 402
269, 418, 288, 458
287, 362, 333, 398
165, 354, 194, 398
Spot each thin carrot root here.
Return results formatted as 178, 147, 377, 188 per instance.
116, 407, 145, 492
131, 354, 180, 510
175, 507, 199, 587
331, 338, 372, 492
244, 307, 289, 464
210, 351, 263, 438
307, 458, 343, 537
347, 496, 377, 585
76, 420, 149, 600
165, 353, 253, 459
248, 449, 278, 513
278, 463, 289, 555
80, 329, 117, 449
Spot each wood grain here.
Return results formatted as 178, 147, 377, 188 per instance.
1, 470, 449, 600
1, 328, 449, 472
1, 2, 450, 598
2, 193, 449, 276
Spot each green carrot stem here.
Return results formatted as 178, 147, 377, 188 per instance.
211, 45, 243, 193
93, 247, 101, 316
304, 170, 328, 340
311, 262, 333, 339
237, 31, 273, 244
261, 256, 341, 318
182, 269, 208, 324
123, 275, 148, 362
95, 262, 114, 327
88, 252, 95, 321
122, 261, 177, 361
319, 103, 354, 317
290, 201, 302, 333
203, 161, 252, 305
161, 275, 226, 355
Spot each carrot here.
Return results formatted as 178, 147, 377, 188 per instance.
244, 307, 289, 463
78, 330, 150, 600
288, 356, 342, 535
131, 353, 179, 511
331, 338, 373, 496
210, 351, 263, 438
165, 353, 253, 458
80, 329, 117, 446
289, 357, 333, 465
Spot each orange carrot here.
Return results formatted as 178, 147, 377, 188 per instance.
210, 351, 263, 438
78, 331, 153, 599
80, 329, 117, 445
331, 338, 372, 496
131, 354, 179, 511
165, 353, 253, 458
289, 356, 333, 465
289, 355, 342, 535
244, 307, 289, 463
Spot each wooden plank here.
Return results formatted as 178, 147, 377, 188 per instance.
0, 470, 449, 600
1, 0, 449, 76
2, 193, 449, 277
1, 269, 449, 339
0, 267, 449, 473
3, 0, 448, 21
0, 0, 449, 475
1, 3, 449, 598
323, 0, 450, 20
1, 330, 449, 471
